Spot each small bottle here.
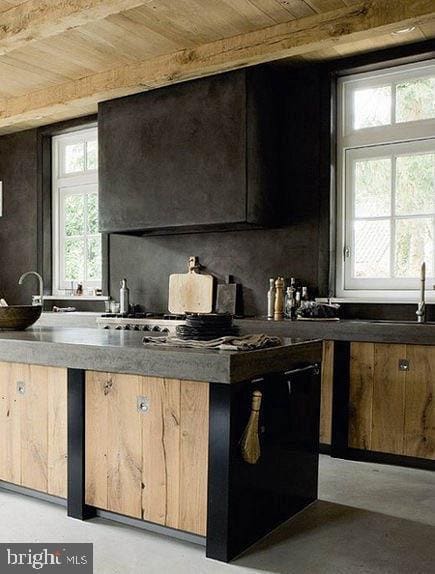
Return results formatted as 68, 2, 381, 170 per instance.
119, 278, 130, 314
267, 278, 275, 320
301, 286, 309, 301
274, 277, 284, 320
284, 287, 294, 319
295, 290, 301, 308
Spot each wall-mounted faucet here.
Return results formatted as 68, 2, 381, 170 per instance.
18, 271, 44, 307
416, 262, 426, 324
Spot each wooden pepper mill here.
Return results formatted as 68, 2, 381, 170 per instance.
274, 277, 284, 320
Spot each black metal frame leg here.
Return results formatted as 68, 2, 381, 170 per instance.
67, 368, 96, 520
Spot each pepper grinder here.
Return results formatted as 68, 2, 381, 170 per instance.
274, 277, 284, 320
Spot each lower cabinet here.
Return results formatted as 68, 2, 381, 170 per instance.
0, 362, 67, 496
320, 340, 334, 445
349, 343, 435, 460
85, 372, 209, 536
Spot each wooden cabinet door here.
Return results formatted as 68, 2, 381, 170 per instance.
349, 343, 375, 450
86, 372, 209, 535
0, 362, 25, 485
85, 371, 143, 518
371, 344, 406, 455
320, 341, 334, 445
404, 346, 435, 460
0, 362, 67, 496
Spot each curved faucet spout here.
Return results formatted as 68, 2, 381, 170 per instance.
18, 271, 44, 307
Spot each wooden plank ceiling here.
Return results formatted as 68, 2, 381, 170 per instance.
0, 0, 434, 134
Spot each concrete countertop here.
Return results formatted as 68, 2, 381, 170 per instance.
37, 313, 435, 345
236, 318, 435, 345
0, 327, 322, 384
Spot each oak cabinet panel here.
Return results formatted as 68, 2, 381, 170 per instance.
85, 372, 209, 536
404, 346, 435, 460
320, 341, 333, 445
349, 343, 435, 460
371, 344, 406, 455
0, 362, 67, 496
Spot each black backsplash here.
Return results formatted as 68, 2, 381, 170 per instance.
109, 222, 321, 316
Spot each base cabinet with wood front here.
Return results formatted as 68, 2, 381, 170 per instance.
85, 372, 209, 535
0, 362, 67, 497
349, 343, 435, 460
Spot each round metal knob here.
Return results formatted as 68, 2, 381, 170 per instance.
152, 326, 161, 332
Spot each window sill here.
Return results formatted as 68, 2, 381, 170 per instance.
45, 295, 109, 301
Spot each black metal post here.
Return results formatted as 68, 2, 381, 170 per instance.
330, 341, 351, 458
67, 368, 96, 520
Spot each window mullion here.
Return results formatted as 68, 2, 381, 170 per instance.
390, 156, 396, 279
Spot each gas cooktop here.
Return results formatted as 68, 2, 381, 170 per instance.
96, 313, 186, 333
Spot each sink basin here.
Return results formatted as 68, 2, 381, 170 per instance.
0, 305, 42, 330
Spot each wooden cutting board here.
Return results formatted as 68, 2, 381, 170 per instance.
168, 257, 214, 314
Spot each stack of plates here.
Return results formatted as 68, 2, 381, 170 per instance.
176, 313, 239, 341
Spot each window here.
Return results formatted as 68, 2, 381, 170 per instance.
336, 60, 435, 300
52, 127, 101, 295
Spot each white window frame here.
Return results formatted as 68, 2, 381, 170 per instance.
336, 60, 435, 302
52, 126, 101, 295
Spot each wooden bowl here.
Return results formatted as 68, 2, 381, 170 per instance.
0, 305, 42, 330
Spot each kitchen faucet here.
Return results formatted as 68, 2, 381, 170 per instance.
18, 271, 44, 307
416, 262, 426, 324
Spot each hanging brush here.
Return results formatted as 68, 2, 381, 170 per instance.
240, 390, 262, 464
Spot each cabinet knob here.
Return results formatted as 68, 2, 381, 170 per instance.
137, 396, 150, 413
16, 381, 26, 395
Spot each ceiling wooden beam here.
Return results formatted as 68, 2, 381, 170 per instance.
0, 0, 150, 56
0, 0, 434, 131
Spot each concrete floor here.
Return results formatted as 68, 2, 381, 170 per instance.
0, 456, 434, 574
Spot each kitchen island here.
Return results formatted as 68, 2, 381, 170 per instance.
0, 327, 322, 562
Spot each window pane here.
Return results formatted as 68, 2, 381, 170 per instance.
395, 218, 433, 278
86, 140, 98, 170
87, 236, 102, 281
354, 158, 391, 217
64, 194, 84, 236
87, 193, 99, 233
396, 77, 435, 123
64, 143, 85, 173
396, 153, 435, 215
353, 86, 391, 130
354, 219, 390, 278
64, 238, 85, 281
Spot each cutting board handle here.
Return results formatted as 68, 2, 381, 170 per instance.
188, 256, 201, 274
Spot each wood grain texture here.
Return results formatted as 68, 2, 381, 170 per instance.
20, 365, 48, 492
85, 371, 109, 509
168, 270, 214, 314
0, 0, 434, 132
320, 340, 334, 444
141, 377, 180, 528
404, 345, 435, 460
179, 381, 209, 536
47, 367, 68, 497
85, 372, 210, 534
0, 362, 23, 484
0, 362, 67, 495
348, 342, 374, 450
0, 0, 151, 56
371, 344, 406, 455
106, 373, 143, 518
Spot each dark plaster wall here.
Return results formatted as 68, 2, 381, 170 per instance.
109, 221, 321, 316
0, 130, 39, 304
